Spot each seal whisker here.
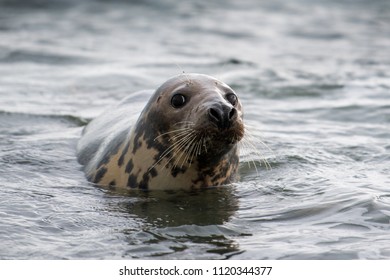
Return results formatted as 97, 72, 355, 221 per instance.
250, 140, 271, 170
176, 140, 193, 169
174, 121, 195, 126
175, 65, 192, 85
192, 135, 204, 164
159, 130, 197, 170
244, 124, 273, 153
170, 129, 195, 141
148, 130, 196, 172
177, 135, 203, 170
180, 134, 200, 168
242, 123, 273, 170
154, 127, 192, 141
153, 122, 195, 142
202, 136, 208, 154
195, 135, 203, 156
163, 133, 194, 159
170, 132, 196, 169
239, 139, 259, 174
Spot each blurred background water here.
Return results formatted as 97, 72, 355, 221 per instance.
0, 0, 389, 259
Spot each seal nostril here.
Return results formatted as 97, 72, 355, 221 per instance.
208, 106, 235, 129
208, 108, 222, 124
229, 108, 236, 120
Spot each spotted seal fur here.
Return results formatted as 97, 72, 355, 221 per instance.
77, 73, 244, 190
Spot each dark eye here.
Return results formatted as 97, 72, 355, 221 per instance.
171, 94, 187, 108
226, 93, 237, 106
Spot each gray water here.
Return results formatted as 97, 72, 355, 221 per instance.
1, 0, 389, 259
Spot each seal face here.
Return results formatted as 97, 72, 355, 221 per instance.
77, 73, 244, 190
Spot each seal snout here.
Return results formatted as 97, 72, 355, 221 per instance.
208, 104, 237, 130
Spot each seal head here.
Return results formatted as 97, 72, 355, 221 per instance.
77, 73, 244, 190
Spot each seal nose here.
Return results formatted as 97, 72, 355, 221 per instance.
208, 104, 237, 129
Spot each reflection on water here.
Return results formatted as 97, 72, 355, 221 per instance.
108, 188, 239, 227
101, 188, 242, 259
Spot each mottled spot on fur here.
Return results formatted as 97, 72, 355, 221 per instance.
109, 180, 116, 186
171, 166, 187, 178
100, 153, 111, 166
139, 173, 150, 190
99, 129, 128, 166
127, 175, 137, 188
149, 167, 158, 178
86, 173, 94, 182
94, 166, 107, 183
132, 138, 143, 154
118, 141, 130, 167
125, 159, 134, 174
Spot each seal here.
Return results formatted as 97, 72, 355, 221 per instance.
77, 73, 244, 190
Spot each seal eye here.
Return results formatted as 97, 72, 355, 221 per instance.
226, 93, 237, 106
171, 94, 186, 108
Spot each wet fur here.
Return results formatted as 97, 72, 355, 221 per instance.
77, 74, 244, 190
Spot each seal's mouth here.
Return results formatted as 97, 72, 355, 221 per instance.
200, 122, 244, 147
158, 117, 244, 167
212, 130, 243, 145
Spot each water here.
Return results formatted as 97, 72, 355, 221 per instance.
0, 0, 389, 259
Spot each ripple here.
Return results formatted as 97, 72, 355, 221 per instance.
1, 49, 95, 65
0, 111, 86, 136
